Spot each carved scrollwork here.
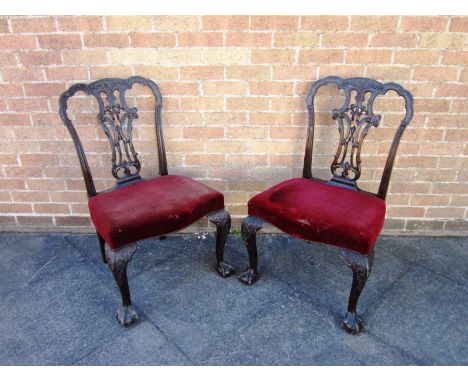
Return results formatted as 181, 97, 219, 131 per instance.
59, 76, 166, 197
331, 91, 382, 184
304, 76, 414, 198
99, 100, 141, 183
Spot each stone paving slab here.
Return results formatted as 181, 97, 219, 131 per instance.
0, 240, 128, 365
366, 266, 468, 365
0, 233, 467, 365
204, 291, 416, 366
74, 321, 190, 366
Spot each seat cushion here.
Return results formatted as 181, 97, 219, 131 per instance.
248, 178, 386, 255
88, 175, 224, 249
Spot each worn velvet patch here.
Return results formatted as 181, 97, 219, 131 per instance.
248, 178, 386, 255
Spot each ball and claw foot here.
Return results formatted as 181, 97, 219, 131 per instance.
238, 268, 258, 286
116, 305, 139, 327
340, 312, 363, 334
216, 261, 235, 278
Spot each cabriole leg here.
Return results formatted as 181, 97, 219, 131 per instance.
238, 215, 264, 286
339, 249, 374, 334
105, 243, 139, 326
208, 209, 235, 277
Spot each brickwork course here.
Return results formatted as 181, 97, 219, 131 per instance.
0, 16, 467, 234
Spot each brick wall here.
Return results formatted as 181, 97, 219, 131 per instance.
0, 15, 467, 234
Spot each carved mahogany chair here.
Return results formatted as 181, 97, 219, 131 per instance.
239, 76, 414, 334
59, 76, 235, 326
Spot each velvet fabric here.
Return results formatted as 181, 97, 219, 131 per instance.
248, 178, 386, 255
88, 175, 224, 249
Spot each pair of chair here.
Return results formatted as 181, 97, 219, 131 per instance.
59, 76, 413, 334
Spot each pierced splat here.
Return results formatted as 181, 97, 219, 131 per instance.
330, 90, 382, 189
98, 93, 141, 185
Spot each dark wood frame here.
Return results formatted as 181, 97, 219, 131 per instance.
59, 77, 234, 326
239, 76, 414, 334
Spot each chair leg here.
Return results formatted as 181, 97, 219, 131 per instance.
238, 215, 263, 286
104, 243, 139, 327
207, 209, 235, 277
96, 233, 107, 263
339, 249, 374, 334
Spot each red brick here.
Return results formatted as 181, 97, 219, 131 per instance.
0, 179, 26, 190
435, 84, 468, 98
10, 16, 56, 33
46, 66, 88, 81
0, 203, 32, 213
273, 66, 318, 80
38, 34, 82, 49
322, 32, 369, 47
226, 32, 272, 47
395, 50, 441, 65
274, 32, 320, 47
251, 16, 298, 30
250, 82, 294, 96
55, 216, 91, 226
301, 16, 348, 30
18, 51, 62, 66
11, 191, 50, 203
299, 49, 344, 64
227, 97, 270, 111
1, 67, 43, 82
346, 49, 392, 64
252, 49, 295, 64
370, 33, 418, 48
179, 97, 224, 110
183, 127, 224, 139
0, 216, 16, 226
7, 98, 49, 112
20, 154, 59, 167
61, 50, 107, 65
449, 17, 468, 32
17, 216, 54, 227
0, 84, 23, 97
180, 66, 224, 80
58, 16, 104, 32
0, 53, 17, 66
106, 16, 152, 31
178, 32, 223, 47
0, 35, 37, 50
351, 16, 399, 32
0, 114, 31, 127
130, 32, 176, 47
0, 17, 8, 33
401, 16, 449, 32
83, 33, 129, 48
202, 16, 249, 30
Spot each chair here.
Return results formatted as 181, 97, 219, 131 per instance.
239, 76, 414, 334
59, 77, 235, 326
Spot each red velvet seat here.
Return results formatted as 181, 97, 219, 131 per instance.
248, 178, 386, 255
89, 175, 224, 249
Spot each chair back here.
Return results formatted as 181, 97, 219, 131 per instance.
59, 76, 167, 197
303, 76, 414, 199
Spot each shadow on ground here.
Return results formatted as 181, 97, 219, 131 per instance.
0, 233, 467, 365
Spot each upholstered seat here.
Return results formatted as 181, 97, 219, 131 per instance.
248, 178, 386, 255
89, 175, 224, 249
